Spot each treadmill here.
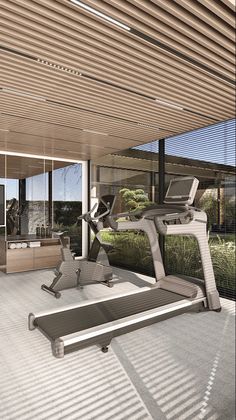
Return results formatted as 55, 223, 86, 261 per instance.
29, 176, 221, 358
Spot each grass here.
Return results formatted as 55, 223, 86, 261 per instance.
101, 231, 235, 292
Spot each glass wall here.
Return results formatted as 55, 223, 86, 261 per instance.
91, 120, 235, 300
91, 163, 154, 275
0, 155, 6, 269
25, 162, 49, 235
163, 121, 235, 300
91, 164, 152, 213
0, 155, 84, 273
52, 163, 83, 256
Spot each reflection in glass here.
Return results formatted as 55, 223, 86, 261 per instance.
91, 165, 151, 214
53, 163, 82, 256
25, 171, 49, 235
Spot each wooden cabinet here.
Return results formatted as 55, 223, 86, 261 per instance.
6, 237, 62, 273
33, 245, 61, 270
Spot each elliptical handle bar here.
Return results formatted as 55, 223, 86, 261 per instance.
78, 202, 98, 223
95, 197, 112, 220
77, 197, 112, 223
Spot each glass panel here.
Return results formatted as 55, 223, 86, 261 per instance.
0, 155, 6, 270
24, 159, 49, 235
52, 163, 83, 256
100, 230, 155, 276
165, 236, 203, 279
91, 164, 153, 275
164, 121, 236, 300
91, 165, 152, 213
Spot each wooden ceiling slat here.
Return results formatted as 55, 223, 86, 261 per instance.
0, 98, 176, 134
1, 26, 234, 102
1, 54, 233, 119
2, 25, 234, 102
1, 0, 235, 81
1, 66, 233, 126
0, 0, 235, 161
1, 24, 234, 106
1, 112, 170, 143
2, 97, 208, 139
92, 0, 234, 70
1, 93, 211, 135
1, 85, 222, 132
197, 0, 236, 27
1, 74, 232, 128
151, 0, 235, 42
0, 115, 165, 140
0, 8, 233, 98
220, 0, 235, 13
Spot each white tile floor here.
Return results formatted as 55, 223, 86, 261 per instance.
0, 268, 235, 420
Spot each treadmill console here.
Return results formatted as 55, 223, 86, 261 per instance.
164, 177, 199, 206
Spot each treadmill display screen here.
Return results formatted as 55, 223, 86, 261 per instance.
0, 185, 5, 226
166, 179, 194, 199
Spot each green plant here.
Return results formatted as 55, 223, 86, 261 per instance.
101, 231, 235, 293
199, 193, 218, 229
101, 231, 154, 275
119, 188, 153, 212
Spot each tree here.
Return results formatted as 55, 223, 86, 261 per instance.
119, 188, 152, 211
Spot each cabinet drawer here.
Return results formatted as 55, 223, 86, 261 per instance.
34, 245, 61, 258
34, 255, 61, 269
7, 248, 34, 261
7, 249, 34, 272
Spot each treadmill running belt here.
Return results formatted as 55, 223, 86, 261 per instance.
36, 289, 185, 340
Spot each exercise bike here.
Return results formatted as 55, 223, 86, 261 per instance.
41, 195, 115, 298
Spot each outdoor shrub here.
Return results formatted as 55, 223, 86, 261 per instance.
101, 231, 235, 293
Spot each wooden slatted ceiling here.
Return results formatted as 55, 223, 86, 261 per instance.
0, 155, 70, 179
0, 0, 235, 161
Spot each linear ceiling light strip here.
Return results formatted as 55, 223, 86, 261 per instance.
0, 149, 85, 162
69, 0, 235, 86
70, 0, 131, 31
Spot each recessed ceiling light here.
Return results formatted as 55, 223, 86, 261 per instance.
67, 150, 87, 154
82, 129, 108, 136
155, 99, 184, 111
70, 0, 131, 31
1, 88, 46, 102
37, 58, 82, 75
137, 123, 160, 130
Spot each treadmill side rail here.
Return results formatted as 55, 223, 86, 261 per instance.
52, 339, 64, 358
28, 313, 36, 331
